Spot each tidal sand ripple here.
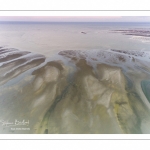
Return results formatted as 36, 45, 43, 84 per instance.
0, 47, 150, 134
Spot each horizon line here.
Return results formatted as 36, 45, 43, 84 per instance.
0, 21, 150, 23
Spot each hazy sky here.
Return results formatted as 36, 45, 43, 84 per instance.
0, 16, 150, 22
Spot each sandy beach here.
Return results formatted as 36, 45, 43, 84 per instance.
0, 47, 150, 134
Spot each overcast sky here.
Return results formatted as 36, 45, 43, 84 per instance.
0, 16, 150, 22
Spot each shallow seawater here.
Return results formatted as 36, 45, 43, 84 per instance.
0, 22, 150, 134
0, 22, 150, 56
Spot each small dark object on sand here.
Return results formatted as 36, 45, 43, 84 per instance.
81, 32, 86, 34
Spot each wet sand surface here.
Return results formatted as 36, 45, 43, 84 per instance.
112, 29, 150, 43
0, 47, 150, 134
